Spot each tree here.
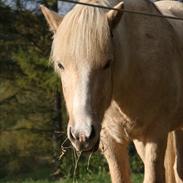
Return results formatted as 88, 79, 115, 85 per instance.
0, 0, 65, 178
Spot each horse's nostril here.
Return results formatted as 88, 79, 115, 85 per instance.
69, 125, 96, 143
89, 125, 96, 140
69, 127, 78, 141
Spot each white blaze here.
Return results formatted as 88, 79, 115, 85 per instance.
72, 67, 92, 137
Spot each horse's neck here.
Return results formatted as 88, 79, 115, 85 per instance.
112, 0, 173, 87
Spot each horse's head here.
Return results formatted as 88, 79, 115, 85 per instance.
41, 2, 123, 152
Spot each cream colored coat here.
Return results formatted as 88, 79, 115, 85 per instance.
40, 1, 183, 182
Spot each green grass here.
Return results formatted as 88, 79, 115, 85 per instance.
132, 173, 144, 183
0, 172, 143, 183
0, 163, 143, 183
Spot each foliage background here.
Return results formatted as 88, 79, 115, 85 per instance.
0, 0, 143, 182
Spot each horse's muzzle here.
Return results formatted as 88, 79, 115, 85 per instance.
68, 125, 100, 152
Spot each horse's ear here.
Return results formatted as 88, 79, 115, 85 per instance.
107, 2, 124, 29
40, 5, 63, 33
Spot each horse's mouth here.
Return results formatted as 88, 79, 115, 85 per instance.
88, 139, 100, 152
77, 139, 100, 153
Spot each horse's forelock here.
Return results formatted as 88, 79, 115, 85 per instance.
51, 0, 112, 70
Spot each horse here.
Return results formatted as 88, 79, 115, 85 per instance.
40, 0, 183, 182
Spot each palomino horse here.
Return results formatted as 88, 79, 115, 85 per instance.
40, 0, 183, 182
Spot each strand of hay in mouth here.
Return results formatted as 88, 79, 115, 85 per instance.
59, 137, 72, 160
87, 152, 94, 173
59, 137, 81, 183
59, 137, 97, 182
72, 150, 82, 183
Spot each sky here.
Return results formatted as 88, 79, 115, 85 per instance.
58, 0, 76, 15
3, 0, 38, 10
3, 0, 75, 15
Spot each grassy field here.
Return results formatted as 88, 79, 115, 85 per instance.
0, 172, 143, 183
0, 158, 143, 183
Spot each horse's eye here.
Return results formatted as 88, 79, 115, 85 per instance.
103, 60, 111, 70
58, 63, 64, 70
